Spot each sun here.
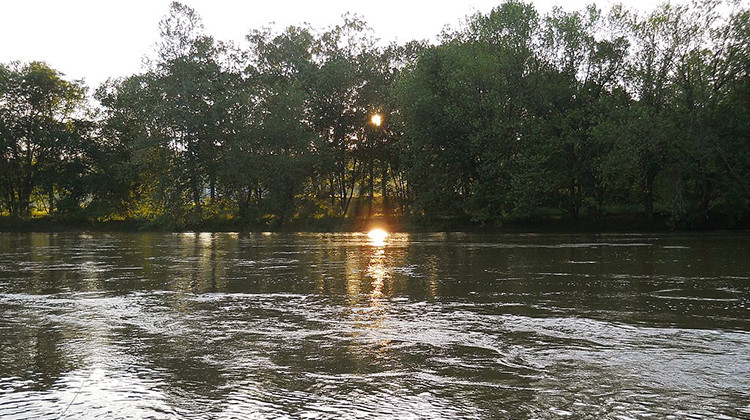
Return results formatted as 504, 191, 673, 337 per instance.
370, 114, 382, 127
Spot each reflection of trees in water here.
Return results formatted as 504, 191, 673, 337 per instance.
11, 233, 82, 294
2, 233, 239, 410
31, 325, 71, 390
0, 321, 71, 391
172, 232, 226, 294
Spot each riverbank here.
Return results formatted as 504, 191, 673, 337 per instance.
1, 213, 745, 233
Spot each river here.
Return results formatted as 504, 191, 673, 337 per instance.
0, 232, 748, 419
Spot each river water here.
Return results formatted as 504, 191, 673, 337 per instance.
0, 232, 748, 419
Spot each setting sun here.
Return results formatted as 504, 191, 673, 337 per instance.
370, 113, 382, 127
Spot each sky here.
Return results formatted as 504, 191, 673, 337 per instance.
1, 0, 662, 89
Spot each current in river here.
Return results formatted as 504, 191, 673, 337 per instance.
0, 232, 748, 419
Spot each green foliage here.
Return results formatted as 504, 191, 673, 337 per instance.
0, 61, 89, 219
2, 0, 748, 230
395, 0, 748, 228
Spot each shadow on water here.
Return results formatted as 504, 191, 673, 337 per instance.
0, 232, 748, 418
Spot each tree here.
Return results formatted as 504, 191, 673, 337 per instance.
0, 61, 89, 218
541, 5, 630, 219
94, 74, 156, 219
666, 2, 750, 226
623, 2, 695, 221
150, 2, 228, 220
308, 15, 386, 218
97, 2, 238, 226
223, 24, 319, 225
397, 0, 547, 223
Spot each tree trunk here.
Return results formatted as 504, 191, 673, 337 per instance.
368, 160, 374, 218
20, 181, 33, 219
210, 177, 216, 202
699, 178, 713, 227
329, 175, 335, 208
715, 144, 750, 201
8, 190, 19, 220
189, 177, 202, 223
644, 172, 655, 223
48, 186, 55, 215
381, 162, 388, 216
569, 179, 579, 220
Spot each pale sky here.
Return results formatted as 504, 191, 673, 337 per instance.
1, 0, 661, 89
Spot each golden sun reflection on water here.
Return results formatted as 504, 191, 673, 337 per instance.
367, 247, 388, 302
367, 228, 389, 247
357, 245, 392, 350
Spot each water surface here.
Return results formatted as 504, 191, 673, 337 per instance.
0, 232, 748, 418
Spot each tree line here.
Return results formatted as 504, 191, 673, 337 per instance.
1, 0, 748, 230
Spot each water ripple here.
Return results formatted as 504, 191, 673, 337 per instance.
0, 232, 748, 418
